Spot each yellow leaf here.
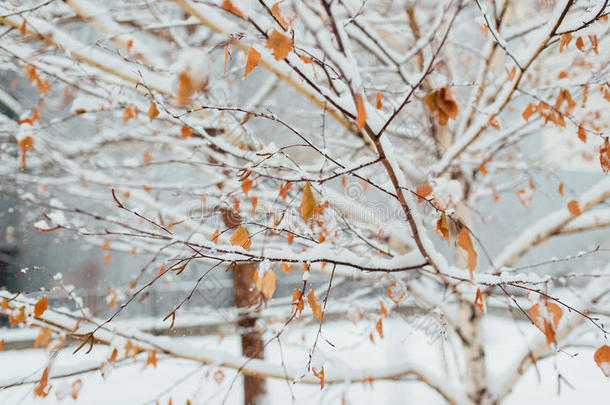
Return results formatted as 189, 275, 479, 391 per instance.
265, 29, 293, 60
230, 226, 251, 250
34, 296, 48, 318
300, 182, 315, 222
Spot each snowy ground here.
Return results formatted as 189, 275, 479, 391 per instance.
0, 315, 607, 405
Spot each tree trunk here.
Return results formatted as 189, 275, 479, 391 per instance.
223, 209, 266, 405
459, 301, 493, 405
233, 262, 266, 405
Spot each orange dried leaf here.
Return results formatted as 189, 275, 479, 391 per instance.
575, 36, 585, 52
376, 92, 382, 109
176, 72, 195, 106
280, 262, 293, 275
15, 306, 26, 324
594, 345, 610, 377
355, 94, 367, 131
144, 350, 157, 368
379, 300, 387, 318
600, 138, 610, 173
457, 227, 477, 278
279, 182, 291, 199
488, 114, 500, 130
300, 182, 315, 222
223, 44, 230, 75
376, 318, 384, 339
241, 177, 253, 195
272, 1, 290, 30
34, 327, 52, 349
18, 136, 34, 169
529, 301, 562, 346
416, 183, 433, 202
250, 196, 258, 214
213, 369, 225, 384
577, 124, 587, 143
505, 66, 516, 80
567, 200, 581, 216
230, 226, 251, 250
71, 379, 83, 400
292, 288, 304, 313
436, 213, 450, 243
308, 287, 322, 321
244, 47, 261, 78
33, 367, 51, 398
147, 101, 159, 122
313, 366, 325, 390
123, 106, 134, 123
522, 103, 536, 121
424, 87, 458, 125
34, 296, 48, 318
474, 288, 485, 312
181, 127, 193, 138
589, 34, 598, 55
221, 0, 245, 19
560, 33, 572, 52
387, 281, 406, 305
265, 29, 292, 60
558, 182, 564, 196
260, 270, 277, 299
